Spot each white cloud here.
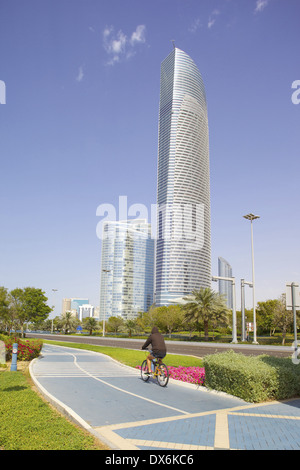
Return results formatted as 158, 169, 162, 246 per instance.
208, 9, 220, 29
189, 18, 202, 34
103, 26, 113, 39
76, 66, 84, 82
255, 0, 269, 13
130, 25, 146, 45
111, 31, 127, 55
208, 18, 216, 29
103, 24, 146, 65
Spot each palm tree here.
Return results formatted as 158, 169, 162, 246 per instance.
60, 311, 78, 334
125, 319, 136, 337
183, 287, 229, 341
82, 317, 99, 336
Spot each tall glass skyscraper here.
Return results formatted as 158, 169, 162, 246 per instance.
218, 257, 233, 309
100, 219, 154, 321
155, 48, 211, 306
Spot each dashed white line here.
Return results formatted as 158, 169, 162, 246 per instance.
66, 351, 189, 415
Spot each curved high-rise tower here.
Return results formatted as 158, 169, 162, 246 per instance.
155, 47, 211, 306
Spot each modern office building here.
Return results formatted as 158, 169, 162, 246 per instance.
62, 298, 71, 316
218, 257, 233, 309
70, 298, 89, 317
99, 219, 154, 321
62, 298, 89, 318
155, 47, 211, 306
78, 304, 95, 322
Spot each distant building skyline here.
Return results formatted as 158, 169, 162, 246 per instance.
99, 219, 154, 321
62, 298, 89, 318
155, 47, 211, 306
218, 257, 233, 309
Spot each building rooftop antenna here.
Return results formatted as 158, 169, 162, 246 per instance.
171, 40, 176, 49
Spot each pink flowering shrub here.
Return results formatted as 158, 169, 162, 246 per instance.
168, 366, 205, 385
136, 366, 205, 385
137, 364, 205, 385
2, 336, 42, 361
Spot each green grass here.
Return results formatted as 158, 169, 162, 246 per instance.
43, 339, 204, 368
0, 369, 108, 450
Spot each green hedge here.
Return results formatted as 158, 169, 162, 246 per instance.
203, 350, 300, 403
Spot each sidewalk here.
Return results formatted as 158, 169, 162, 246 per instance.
97, 399, 300, 450
30, 344, 300, 450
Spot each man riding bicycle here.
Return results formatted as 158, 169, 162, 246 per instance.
142, 326, 166, 375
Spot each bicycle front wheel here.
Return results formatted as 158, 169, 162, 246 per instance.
141, 360, 150, 382
157, 363, 169, 387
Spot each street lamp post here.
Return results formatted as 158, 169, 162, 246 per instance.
101, 269, 111, 337
243, 213, 260, 344
212, 275, 237, 343
51, 289, 58, 334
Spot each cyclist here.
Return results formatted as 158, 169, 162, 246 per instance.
142, 326, 166, 375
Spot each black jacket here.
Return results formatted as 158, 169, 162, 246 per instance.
142, 327, 166, 355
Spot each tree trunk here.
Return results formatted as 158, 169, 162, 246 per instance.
204, 320, 209, 341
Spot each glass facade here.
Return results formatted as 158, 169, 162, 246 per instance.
155, 48, 211, 306
218, 257, 233, 309
99, 219, 154, 321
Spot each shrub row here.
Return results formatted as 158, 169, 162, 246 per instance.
0, 334, 43, 362
203, 350, 300, 403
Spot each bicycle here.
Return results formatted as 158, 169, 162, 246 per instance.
140, 352, 169, 387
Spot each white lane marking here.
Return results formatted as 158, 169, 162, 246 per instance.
63, 350, 189, 416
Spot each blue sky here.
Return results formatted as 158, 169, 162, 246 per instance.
0, 0, 299, 317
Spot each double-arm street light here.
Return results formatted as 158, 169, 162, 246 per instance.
243, 213, 260, 344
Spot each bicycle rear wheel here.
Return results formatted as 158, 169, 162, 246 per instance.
157, 363, 169, 387
141, 360, 150, 382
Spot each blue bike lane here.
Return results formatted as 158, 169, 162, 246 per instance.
30, 344, 300, 450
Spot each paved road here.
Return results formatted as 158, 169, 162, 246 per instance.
30, 343, 300, 451
27, 333, 294, 358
